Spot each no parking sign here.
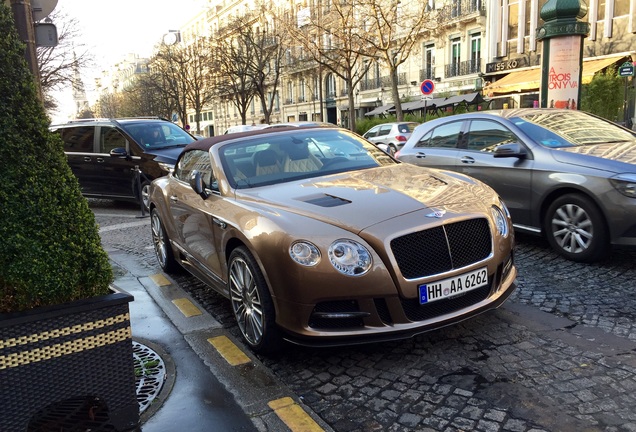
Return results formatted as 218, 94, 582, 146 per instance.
420, 79, 435, 95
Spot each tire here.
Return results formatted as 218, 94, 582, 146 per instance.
544, 194, 609, 263
150, 208, 180, 273
138, 181, 151, 211
228, 247, 282, 354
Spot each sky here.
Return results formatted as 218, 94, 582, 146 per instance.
50, 0, 204, 122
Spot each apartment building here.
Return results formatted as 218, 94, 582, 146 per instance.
484, 0, 636, 111
178, 0, 635, 136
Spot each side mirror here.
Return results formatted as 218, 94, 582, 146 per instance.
493, 142, 527, 159
109, 147, 128, 157
189, 170, 208, 199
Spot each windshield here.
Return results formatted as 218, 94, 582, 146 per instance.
511, 111, 636, 148
122, 122, 196, 149
219, 129, 397, 189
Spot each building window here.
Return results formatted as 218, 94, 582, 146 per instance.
508, 0, 519, 40
424, 44, 435, 79
448, 37, 461, 77
287, 81, 293, 104
470, 33, 481, 74
326, 74, 336, 99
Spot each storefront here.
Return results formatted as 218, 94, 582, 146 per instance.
483, 54, 630, 109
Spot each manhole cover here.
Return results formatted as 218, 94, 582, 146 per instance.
133, 341, 166, 413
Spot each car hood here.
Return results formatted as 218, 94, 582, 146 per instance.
144, 145, 187, 163
239, 164, 491, 232
552, 141, 636, 171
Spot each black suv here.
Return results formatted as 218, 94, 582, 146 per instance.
51, 118, 196, 209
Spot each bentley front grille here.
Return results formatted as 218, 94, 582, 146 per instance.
390, 218, 492, 279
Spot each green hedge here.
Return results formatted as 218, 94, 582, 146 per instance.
0, 5, 112, 312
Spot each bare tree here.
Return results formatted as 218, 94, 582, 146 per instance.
283, 0, 374, 131
147, 45, 192, 129
214, 10, 288, 125
146, 39, 216, 132
36, 8, 94, 112
357, 0, 440, 121
213, 17, 260, 125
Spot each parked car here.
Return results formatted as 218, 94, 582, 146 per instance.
363, 122, 420, 155
149, 125, 516, 353
51, 117, 195, 209
263, 121, 335, 129
396, 108, 636, 263
224, 124, 269, 134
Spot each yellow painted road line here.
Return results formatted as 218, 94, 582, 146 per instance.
150, 274, 172, 287
207, 336, 251, 366
268, 397, 324, 432
172, 298, 202, 317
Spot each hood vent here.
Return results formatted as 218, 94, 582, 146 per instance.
302, 193, 352, 207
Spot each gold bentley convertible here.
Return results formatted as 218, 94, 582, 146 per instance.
149, 125, 517, 354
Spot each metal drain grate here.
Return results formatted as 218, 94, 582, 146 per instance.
133, 341, 166, 413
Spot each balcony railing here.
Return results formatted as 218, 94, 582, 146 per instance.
445, 59, 482, 77
419, 68, 436, 81
450, 0, 486, 18
284, 98, 294, 105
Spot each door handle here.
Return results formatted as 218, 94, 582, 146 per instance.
460, 156, 475, 164
83, 157, 91, 162
416, 152, 426, 158
169, 195, 178, 203
96, 158, 105, 163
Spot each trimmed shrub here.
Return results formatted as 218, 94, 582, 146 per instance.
0, 4, 112, 313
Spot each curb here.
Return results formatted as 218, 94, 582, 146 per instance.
138, 273, 334, 432
109, 250, 333, 432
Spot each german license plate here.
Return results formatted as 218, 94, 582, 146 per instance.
419, 267, 488, 304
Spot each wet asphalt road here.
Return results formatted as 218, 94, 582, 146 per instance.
93, 199, 636, 432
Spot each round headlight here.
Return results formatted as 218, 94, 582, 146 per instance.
491, 205, 509, 237
289, 241, 321, 266
328, 239, 372, 276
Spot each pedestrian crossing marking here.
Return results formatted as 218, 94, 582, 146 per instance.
268, 397, 324, 432
172, 298, 202, 317
207, 336, 251, 366
150, 274, 171, 286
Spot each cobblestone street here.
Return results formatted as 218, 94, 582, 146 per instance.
94, 200, 636, 432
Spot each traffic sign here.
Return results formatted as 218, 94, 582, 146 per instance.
420, 79, 435, 95
619, 62, 635, 77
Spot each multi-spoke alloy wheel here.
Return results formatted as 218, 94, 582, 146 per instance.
151, 208, 179, 273
228, 247, 281, 353
545, 194, 608, 263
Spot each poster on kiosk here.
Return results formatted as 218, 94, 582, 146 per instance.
546, 36, 581, 110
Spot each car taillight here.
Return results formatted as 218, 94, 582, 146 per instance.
396, 135, 407, 141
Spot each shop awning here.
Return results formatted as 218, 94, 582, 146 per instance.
387, 101, 423, 113
580, 56, 627, 82
484, 68, 541, 95
436, 92, 485, 108
364, 104, 394, 116
409, 98, 448, 110
484, 55, 626, 95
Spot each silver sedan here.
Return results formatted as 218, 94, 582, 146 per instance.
397, 108, 636, 263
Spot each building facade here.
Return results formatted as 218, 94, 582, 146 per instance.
169, 0, 635, 135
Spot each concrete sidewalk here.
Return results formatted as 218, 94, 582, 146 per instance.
108, 247, 331, 432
